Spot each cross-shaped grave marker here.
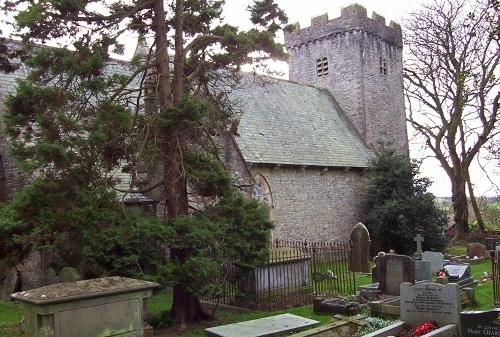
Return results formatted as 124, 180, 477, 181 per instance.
414, 233, 424, 260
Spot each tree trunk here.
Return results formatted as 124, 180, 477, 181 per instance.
466, 177, 485, 232
451, 172, 469, 235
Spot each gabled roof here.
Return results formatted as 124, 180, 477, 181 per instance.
229, 75, 373, 168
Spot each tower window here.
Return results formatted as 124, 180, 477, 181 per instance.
379, 57, 388, 75
316, 57, 329, 77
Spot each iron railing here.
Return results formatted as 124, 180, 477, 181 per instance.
202, 239, 356, 311
492, 251, 500, 305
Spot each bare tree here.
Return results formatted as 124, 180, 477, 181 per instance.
404, 0, 500, 235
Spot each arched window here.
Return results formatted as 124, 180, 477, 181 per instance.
253, 173, 273, 213
253, 173, 274, 241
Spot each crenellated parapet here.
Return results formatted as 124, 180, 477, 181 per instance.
285, 4, 402, 49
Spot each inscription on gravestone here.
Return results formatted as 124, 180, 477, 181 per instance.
400, 282, 461, 327
461, 309, 500, 337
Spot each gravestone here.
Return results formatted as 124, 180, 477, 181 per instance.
1, 268, 20, 301
422, 251, 444, 275
58, 267, 82, 283
378, 254, 415, 296
400, 282, 461, 327
414, 260, 431, 281
445, 264, 471, 282
413, 234, 424, 260
461, 309, 500, 336
467, 243, 487, 258
349, 223, 371, 273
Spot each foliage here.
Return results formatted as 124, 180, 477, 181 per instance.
161, 189, 273, 298
0, 178, 172, 281
404, 0, 500, 234
354, 317, 398, 336
363, 147, 448, 255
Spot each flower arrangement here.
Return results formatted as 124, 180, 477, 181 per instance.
396, 321, 438, 337
436, 268, 449, 278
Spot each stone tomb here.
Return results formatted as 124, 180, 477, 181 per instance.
349, 222, 371, 273
11, 276, 158, 337
238, 248, 311, 295
461, 309, 500, 337
400, 282, 461, 328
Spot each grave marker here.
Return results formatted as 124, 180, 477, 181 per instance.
349, 223, 371, 273
467, 243, 487, 258
422, 251, 444, 275
1, 268, 20, 301
400, 282, 461, 327
413, 234, 424, 260
378, 254, 415, 296
461, 309, 500, 337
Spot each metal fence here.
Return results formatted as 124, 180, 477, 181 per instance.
202, 239, 356, 311
492, 251, 500, 305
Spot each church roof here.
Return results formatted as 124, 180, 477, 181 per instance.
230, 75, 374, 168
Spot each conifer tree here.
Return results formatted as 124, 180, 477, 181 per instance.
364, 147, 448, 255
1, 0, 288, 328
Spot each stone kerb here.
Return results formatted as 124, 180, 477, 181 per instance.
400, 282, 461, 328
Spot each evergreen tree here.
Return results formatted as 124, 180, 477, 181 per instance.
363, 147, 448, 256
1, 0, 289, 328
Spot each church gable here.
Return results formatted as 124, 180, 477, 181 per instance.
229, 75, 373, 169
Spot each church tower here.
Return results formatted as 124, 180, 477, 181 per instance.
284, 4, 408, 153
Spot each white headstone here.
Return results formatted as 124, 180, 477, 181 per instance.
422, 251, 444, 275
400, 282, 461, 327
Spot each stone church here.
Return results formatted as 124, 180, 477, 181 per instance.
0, 4, 408, 242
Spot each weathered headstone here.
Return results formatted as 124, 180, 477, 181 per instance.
378, 254, 415, 296
349, 222, 371, 273
413, 234, 424, 260
461, 309, 500, 337
371, 252, 386, 283
17, 250, 44, 291
422, 251, 444, 275
1, 268, 20, 301
467, 243, 487, 258
400, 282, 461, 327
58, 267, 82, 283
414, 260, 431, 281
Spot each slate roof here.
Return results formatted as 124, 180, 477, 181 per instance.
229, 75, 373, 168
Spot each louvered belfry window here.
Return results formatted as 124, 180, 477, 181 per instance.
316, 57, 329, 77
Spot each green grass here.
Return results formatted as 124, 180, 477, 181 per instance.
0, 301, 23, 337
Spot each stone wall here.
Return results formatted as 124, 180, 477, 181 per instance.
285, 4, 408, 154
251, 165, 370, 242
0, 62, 31, 201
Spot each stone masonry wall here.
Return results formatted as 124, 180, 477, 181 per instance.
285, 4, 408, 154
251, 166, 370, 242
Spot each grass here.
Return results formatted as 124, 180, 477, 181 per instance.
0, 255, 497, 336
0, 301, 23, 337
